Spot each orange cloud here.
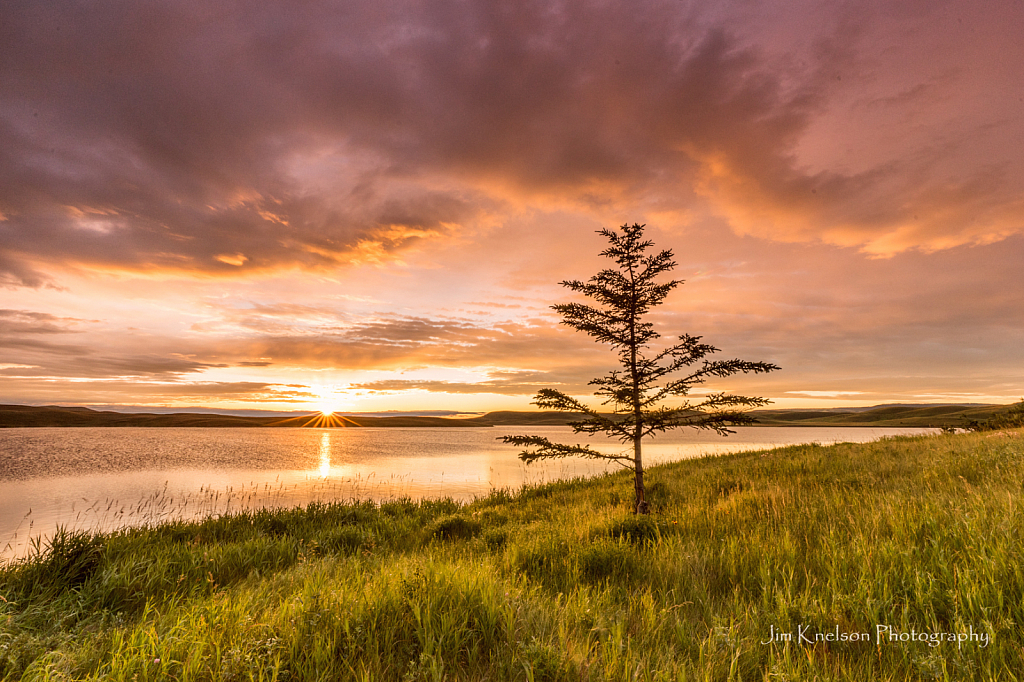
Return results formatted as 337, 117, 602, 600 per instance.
3, 0, 1024, 411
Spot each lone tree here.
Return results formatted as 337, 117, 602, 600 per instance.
503, 223, 779, 514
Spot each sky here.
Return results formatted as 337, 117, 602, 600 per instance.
2, 0, 1023, 415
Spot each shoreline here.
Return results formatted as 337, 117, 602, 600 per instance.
2, 429, 1020, 678
1, 402, 1008, 429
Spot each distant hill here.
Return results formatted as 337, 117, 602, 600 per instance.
467, 405, 1009, 428
0, 405, 488, 428
0, 403, 1011, 429
464, 411, 594, 426
750, 404, 1007, 428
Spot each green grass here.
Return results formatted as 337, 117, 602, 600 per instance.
2, 430, 1023, 680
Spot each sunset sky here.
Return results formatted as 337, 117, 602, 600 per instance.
2, 0, 1023, 415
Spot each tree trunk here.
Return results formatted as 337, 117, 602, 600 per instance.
626, 254, 648, 514
633, 426, 649, 514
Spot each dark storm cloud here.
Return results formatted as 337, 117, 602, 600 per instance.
0, 0, 832, 284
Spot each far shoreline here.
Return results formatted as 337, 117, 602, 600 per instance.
0, 402, 1007, 429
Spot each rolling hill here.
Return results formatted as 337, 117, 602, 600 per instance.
0, 402, 1014, 429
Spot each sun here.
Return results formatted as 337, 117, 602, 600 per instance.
310, 385, 350, 417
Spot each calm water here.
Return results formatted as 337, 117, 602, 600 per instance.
0, 426, 935, 560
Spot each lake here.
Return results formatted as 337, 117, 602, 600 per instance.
0, 425, 935, 560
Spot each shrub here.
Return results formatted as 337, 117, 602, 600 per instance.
322, 526, 373, 554
518, 638, 573, 681
430, 515, 482, 541
607, 515, 661, 545
578, 540, 639, 583
3, 527, 104, 602
482, 528, 508, 551
644, 480, 673, 510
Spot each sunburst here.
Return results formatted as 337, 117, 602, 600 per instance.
271, 411, 360, 429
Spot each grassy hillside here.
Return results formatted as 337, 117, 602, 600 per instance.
750, 403, 1009, 428
470, 405, 1010, 428
2, 429, 1021, 680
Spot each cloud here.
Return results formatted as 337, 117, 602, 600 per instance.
352, 369, 583, 396
215, 313, 617, 379
0, 251, 54, 289
0, 378, 316, 406
1, 0, 493, 281
3, 0, 1023, 412
0, 298, 592, 392
0, 308, 229, 379
0, 309, 84, 335
5, 0, 1021, 287
0, 352, 228, 381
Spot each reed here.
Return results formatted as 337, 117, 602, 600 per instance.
1, 429, 1022, 680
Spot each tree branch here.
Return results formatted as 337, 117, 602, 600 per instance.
500, 435, 634, 464
532, 388, 633, 439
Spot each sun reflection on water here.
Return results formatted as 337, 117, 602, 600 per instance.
318, 431, 331, 477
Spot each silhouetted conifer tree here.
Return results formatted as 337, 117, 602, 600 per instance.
503, 223, 779, 513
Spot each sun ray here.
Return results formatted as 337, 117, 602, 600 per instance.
268, 412, 361, 428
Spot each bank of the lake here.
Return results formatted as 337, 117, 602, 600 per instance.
1, 426, 931, 561
2, 429, 1021, 680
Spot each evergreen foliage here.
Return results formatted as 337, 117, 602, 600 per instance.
503, 223, 779, 513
